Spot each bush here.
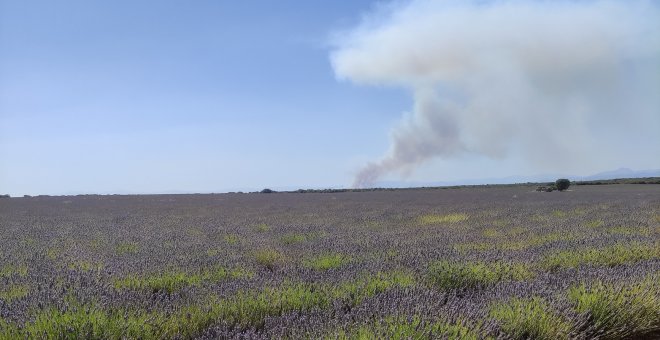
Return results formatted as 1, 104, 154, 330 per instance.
489, 297, 572, 340
260, 188, 274, 194
555, 179, 570, 191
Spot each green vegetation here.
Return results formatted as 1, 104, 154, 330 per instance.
0, 264, 28, 278
334, 271, 415, 306
223, 234, 240, 245
606, 226, 651, 236
115, 242, 139, 255
254, 249, 285, 270
489, 297, 571, 340
419, 213, 469, 225
541, 243, 659, 271
499, 232, 575, 251
585, 219, 604, 228
113, 266, 228, 293
567, 276, 659, 338
454, 232, 578, 252
482, 228, 501, 238
0, 284, 29, 303
206, 248, 220, 256
68, 260, 104, 273
427, 261, 533, 290
551, 210, 567, 218
332, 316, 480, 340
254, 223, 271, 232
280, 233, 307, 245
7, 271, 415, 339
555, 179, 570, 191
229, 267, 255, 280
304, 253, 350, 271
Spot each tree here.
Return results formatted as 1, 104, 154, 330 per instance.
555, 179, 570, 191
260, 188, 274, 194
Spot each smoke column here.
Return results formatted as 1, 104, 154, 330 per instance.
330, 0, 660, 188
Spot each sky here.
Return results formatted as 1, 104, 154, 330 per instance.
1, 0, 659, 196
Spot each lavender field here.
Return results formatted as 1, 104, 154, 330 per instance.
0, 184, 658, 339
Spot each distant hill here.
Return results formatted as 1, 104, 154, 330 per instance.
373, 168, 660, 188
578, 168, 660, 181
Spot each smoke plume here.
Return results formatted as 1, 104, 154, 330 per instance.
331, 0, 660, 188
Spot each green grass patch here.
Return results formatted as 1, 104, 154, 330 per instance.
492, 219, 508, 227
304, 253, 350, 271
115, 242, 139, 255
67, 260, 104, 273
206, 248, 220, 256
551, 210, 567, 218
455, 232, 577, 253
427, 261, 534, 290
419, 213, 469, 225
254, 223, 271, 232
482, 228, 501, 238
0, 264, 27, 278
0, 317, 19, 338
46, 247, 61, 260
18, 305, 166, 339
499, 232, 574, 251
530, 214, 548, 223
489, 297, 572, 340
333, 271, 416, 307
113, 266, 228, 293
541, 243, 660, 271
506, 226, 526, 237
229, 267, 255, 279
280, 233, 307, 245
567, 276, 659, 339
0, 284, 29, 303
223, 234, 240, 245
5, 270, 416, 339
585, 219, 604, 228
254, 249, 285, 271
331, 316, 480, 340
606, 226, 651, 236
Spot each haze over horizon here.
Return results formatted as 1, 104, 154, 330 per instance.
2, 0, 659, 196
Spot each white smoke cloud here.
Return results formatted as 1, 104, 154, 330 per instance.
331, 0, 660, 188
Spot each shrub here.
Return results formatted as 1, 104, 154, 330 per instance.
304, 253, 349, 271
113, 266, 228, 293
254, 249, 285, 271
489, 297, 572, 340
260, 188, 274, 193
540, 243, 659, 271
567, 276, 659, 338
427, 261, 533, 290
254, 223, 271, 232
332, 316, 479, 340
555, 179, 570, 191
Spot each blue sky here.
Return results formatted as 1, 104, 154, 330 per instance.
1, 0, 659, 195
0, 0, 406, 195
